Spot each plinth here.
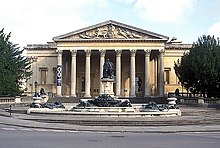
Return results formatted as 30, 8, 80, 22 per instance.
100, 78, 114, 96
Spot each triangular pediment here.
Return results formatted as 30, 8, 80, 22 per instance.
53, 20, 168, 41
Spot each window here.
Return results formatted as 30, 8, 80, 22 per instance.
39, 67, 48, 84
53, 67, 57, 84
164, 68, 171, 84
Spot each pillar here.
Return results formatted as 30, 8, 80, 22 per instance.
71, 50, 77, 97
159, 49, 165, 96
56, 50, 63, 97
153, 57, 158, 96
85, 49, 91, 97
130, 49, 136, 98
144, 49, 151, 97
115, 49, 122, 97
99, 49, 106, 94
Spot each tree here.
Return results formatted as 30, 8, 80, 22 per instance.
0, 29, 32, 96
174, 35, 220, 97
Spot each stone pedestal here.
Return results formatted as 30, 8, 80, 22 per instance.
100, 78, 114, 96
167, 97, 177, 107
32, 96, 42, 108
15, 96, 21, 103
41, 95, 49, 103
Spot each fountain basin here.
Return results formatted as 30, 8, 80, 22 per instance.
73, 106, 135, 113
27, 108, 181, 117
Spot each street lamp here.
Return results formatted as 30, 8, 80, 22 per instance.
34, 81, 38, 96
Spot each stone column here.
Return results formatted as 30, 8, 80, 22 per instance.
99, 49, 106, 94
85, 49, 91, 97
56, 50, 63, 97
130, 49, 136, 98
159, 49, 165, 96
71, 50, 77, 97
144, 49, 151, 97
115, 49, 122, 97
153, 57, 158, 96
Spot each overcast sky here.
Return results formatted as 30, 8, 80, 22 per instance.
1, 0, 220, 48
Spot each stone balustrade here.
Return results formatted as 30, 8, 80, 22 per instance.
179, 97, 220, 108
0, 96, 32, 104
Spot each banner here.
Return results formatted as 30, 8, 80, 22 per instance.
57, 65, 62, 86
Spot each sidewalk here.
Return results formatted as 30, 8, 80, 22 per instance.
0, 105, 220, 133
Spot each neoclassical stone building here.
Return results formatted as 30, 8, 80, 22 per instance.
25, 20, 191, 98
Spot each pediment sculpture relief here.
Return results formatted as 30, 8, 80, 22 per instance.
72, 25, 151, 39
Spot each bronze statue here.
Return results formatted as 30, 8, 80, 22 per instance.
103, 59, 114, 79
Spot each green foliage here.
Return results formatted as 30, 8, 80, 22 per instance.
0, 29, 32, 96
174, 35, 220, 97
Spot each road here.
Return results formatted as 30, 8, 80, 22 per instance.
0, 124, 220, 148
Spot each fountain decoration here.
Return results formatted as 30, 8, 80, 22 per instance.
28, 95, 65, 115
27, 88, 65, 114
77, 94, 131, 107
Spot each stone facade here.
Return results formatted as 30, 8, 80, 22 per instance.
25, 20, 192, 98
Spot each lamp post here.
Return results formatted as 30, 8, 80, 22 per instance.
34, 81, 38, 96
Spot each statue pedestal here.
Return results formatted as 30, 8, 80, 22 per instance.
100, 78, 114, 96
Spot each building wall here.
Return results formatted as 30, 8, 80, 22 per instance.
25, 46, 187, 97
164, 49, 185, 95
26, 48, 57, 96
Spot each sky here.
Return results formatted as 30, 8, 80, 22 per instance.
1, 0, 220, 48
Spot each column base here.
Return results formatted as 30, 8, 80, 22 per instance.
71, 94, 77, 97
56, 86, 62, 97
115, 95, 121, 98
84, 95, 91, 98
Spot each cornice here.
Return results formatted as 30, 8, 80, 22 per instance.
165, 44, 192, 49
24, 44, 57, 50
54, 38, 168, 43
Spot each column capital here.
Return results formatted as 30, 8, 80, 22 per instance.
144, 49, 151, 56
130, 49, 136, 57
85, 49, 91, 57
71, 49, 77, 57
159, 48, 165, 55
99, 49, 106, 57
56, 50, 63, 54
115, 49, 122, 57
